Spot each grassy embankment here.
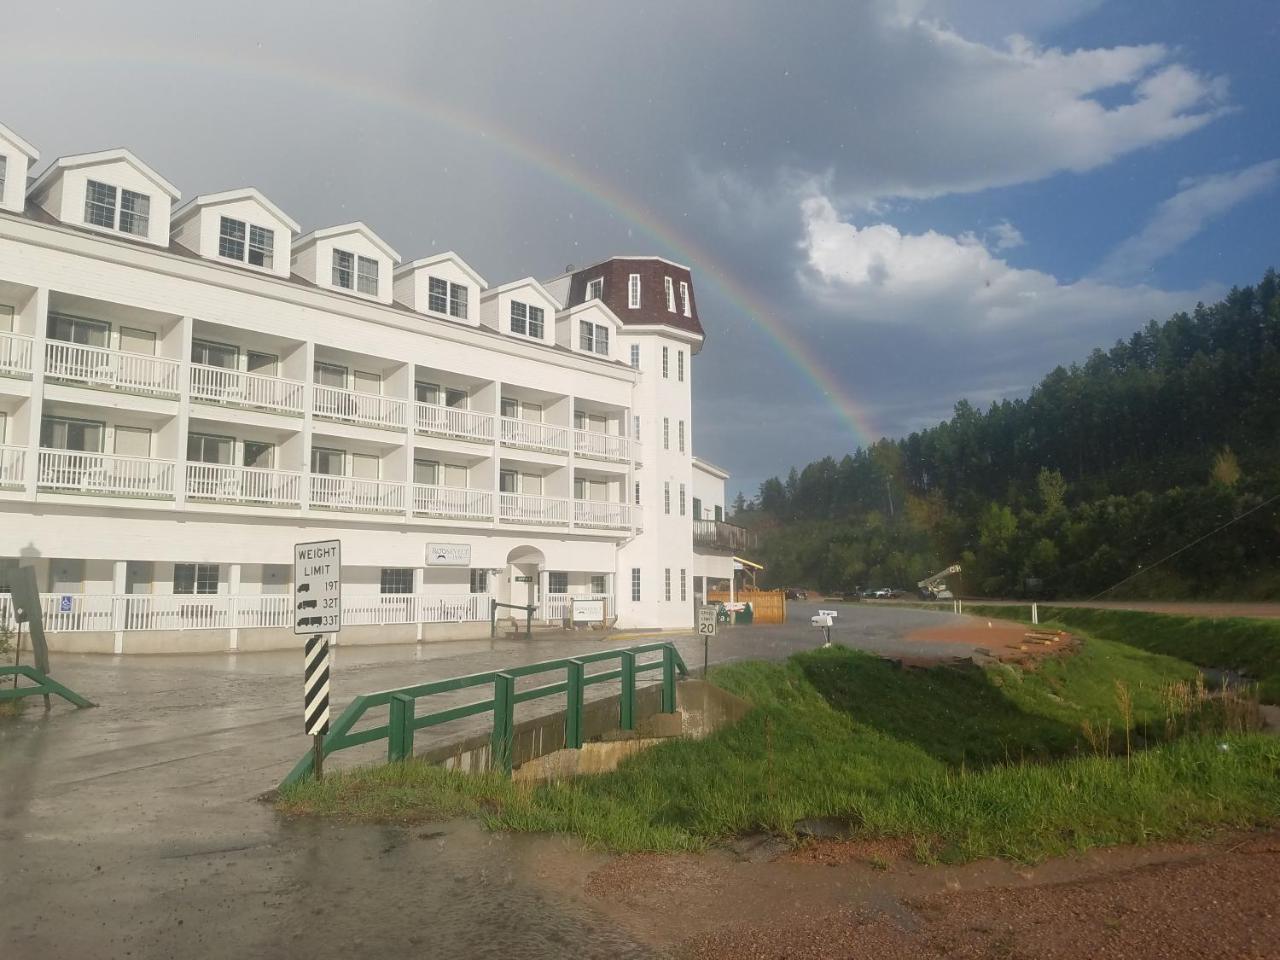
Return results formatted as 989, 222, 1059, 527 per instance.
278, 632, 1279, 862
962, 605, 1280, 704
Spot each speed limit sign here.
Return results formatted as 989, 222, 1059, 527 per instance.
698, 605, 718, 637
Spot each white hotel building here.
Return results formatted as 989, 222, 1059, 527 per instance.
0, 121, 755, 654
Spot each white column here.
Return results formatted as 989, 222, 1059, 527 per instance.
301, 341, 316, 515
228, 562, 241, 651
174, 316, 193, 509
22, 286, 49, 499
413, 566, 425, 641
111, 559, 127, 655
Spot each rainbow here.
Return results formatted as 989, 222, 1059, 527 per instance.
13, 43, 881, 451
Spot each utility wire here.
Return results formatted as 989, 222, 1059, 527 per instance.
1087, 490, 1280, 601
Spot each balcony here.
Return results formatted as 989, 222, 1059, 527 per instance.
0, 332, 34, 378
44, 341, 180, 398
573, 429, 633, 463
573, 499, 633, 530
308, 474, 406, 514
412, 484, 494, 522
415, 402, 495, 444
499, 417, 569, 454
693, 518, 757, 553
186, 463, 304, 509
189, 364, 305, 416
0, 444, 25, 488
498, 492, 570, 525
37, 449, 175, 498
313, 384, 408, 431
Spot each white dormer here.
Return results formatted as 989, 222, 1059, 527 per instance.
291, 222, 399, 304
171, 188, 299, 279
0, 121, 38, 215
393, 251, 487, 327
557, 301, 620, 362
480, 278, 561, 347
28, 148, 180, 247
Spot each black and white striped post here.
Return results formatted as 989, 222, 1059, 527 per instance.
303, 634, 331, 779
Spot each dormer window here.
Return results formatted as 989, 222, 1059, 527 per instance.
427, 276, 469, 318
84, 180, 150, 237
587, 277, 603, 301
510, 300, 544, 339
332, 249, 354, 288
665, 276, 676, 312
218, 216, 275, 269
579, 320, 609, 356
628, 273, 641, 309
356, 256, 379, 296
680, 280, 691, 317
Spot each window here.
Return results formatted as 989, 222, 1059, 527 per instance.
449, 282, 468, 319
664, 481, 670, 514
579, 321, 609, 355
628, 273, 641, 308
380, 568, 413, 594
174, 563, 218, 595
356, 256, 379, 295
665, 276, 676, 312
118, 189, 150, 236
414, 459, 439, 485
332, 249, 354, 289
663, 418, 669, 450
249, 225, 274, 268
428, 276, 448, 313
84, 180, 117, 228
664, 568, 671, 601
470, 569, 489, 594
679, 483, 686, 516
499, 469, 519, 493
591, 574, 607, 594
187, 433, 233, 465
678, 351, 685, 382
311, 447, 344, 476
680, 281, 691, 317
219, 217, 275, 268
678, 420, 685, 452
243, 441, 274, 468
680, 569, 687, 602
631, 567, 641, 602
218, 217, 246, 261
192, 339, 237, 368
587, 277, 603, 300
548, 571, 569, 594
715, 504, 723, 522
662, 346, 669, 378
633, 414, 640, 438
40, 416, 103, 452
634, 481, 640, 505
247, 351, 277, 375
313, 361, 347, 388
630, 344, 640, 369
528, 304, 544, 338
48, 313, 109, 347
0, 156, 6, 199
693, 496, 702, 519
511, 301, 544, 337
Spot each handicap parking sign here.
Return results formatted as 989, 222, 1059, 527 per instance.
59, 595, 73, 612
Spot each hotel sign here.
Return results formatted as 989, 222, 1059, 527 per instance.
427, 543, 472, 566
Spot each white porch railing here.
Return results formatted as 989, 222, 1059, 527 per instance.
415, 402, 495, 443
573, 499, 633, 529
313, 385, 408, 430
498, 492, 570, 525
44, 340, 181, 397
412, 484, 494, 522
499, 417, 569, 453
343, 594, 491, 626
0, 331, 34, 377
37, 449, 175, 498
542, 594, 612, 623
186, 463, 304, 508
189, 364, 305, 415
573, 429, 632, 463
0, 444, 25, 488
309, 474, 406, 513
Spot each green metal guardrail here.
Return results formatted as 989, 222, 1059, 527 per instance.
0, 665, 95, 709
279, 641, 688, 788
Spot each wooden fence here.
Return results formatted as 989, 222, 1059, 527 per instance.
707, 589, 787, 624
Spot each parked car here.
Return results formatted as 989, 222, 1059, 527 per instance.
784, 588, 808, 600
869, 587, 892, 599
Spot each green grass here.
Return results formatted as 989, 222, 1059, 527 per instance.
965, 605, 1280, 704
278, 636, 1280, 862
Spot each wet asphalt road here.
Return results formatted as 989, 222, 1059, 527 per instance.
0, 602, 968, 959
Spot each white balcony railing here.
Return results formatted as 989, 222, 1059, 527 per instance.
498, 492, 570, 525
573, 429, 632, 463
309, 474, 406, 513
412, 484, 494, 522
573, 499, 633, 529
0, 444, 26, 488
343, 593, 491, 626
37, 449, 175, 498
44, 340, 181, 397
499, 417, 569, 454
0, 331, 34, 377
186, 463, 303, 508
542, 593, 612, 623
313, 385, 408, 431
189, 364, 305, 415
415, 403, 495, 443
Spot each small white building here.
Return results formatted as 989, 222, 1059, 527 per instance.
0, 121, 752, 653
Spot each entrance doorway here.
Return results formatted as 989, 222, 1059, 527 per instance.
503, 545, 545, 611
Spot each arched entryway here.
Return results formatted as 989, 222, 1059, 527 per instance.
503, 545, 545, 610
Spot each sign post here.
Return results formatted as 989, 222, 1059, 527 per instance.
294, 540, 341, 780
697, 605, 718, 676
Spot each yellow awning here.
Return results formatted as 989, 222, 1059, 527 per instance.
733, 556, 764, 570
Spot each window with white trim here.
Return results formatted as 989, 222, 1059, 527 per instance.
579, 320, 609, 356
633, 414, 640, 438
679, 483, 686, 516
628, 273, 641, 308
664, 481, 670, 514
356, 256, 379, 295
510, 300, 545, 338
664, 568, 671, 601
470, 569, 489, 593
332, 249, 354, 289
662, 346, 669, 378
380, 568, 413, 594
678, 420, 685, 452
634, 481, 641, 505
548, 571, 569, 594
218, 217, 274, 269
427, 276, 467, 318
663, 418, 669, 450
664, 276, 676, 312
119, 189, 150, 236
587, 277, 603, 300
630, 344, 640, 369
449, 282, 468, 318
631, 567, 641, 602
591, 574, 607, 594
680, 569, 687, 602
680, 281, 691, 317
174, 563, 218, 595
84, 180, 150, 237
678, 351, 685, 382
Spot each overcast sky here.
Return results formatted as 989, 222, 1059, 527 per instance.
4, 0, 1277, 497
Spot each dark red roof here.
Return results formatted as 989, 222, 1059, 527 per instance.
565, 258, 704, 338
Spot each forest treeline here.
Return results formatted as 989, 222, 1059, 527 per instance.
738, 269, 1280, 599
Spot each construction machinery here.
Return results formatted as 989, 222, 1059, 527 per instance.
917, 563, 961, 598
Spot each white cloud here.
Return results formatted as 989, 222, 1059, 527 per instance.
1096, 160, 1280, 282
989, 221, 1025, 250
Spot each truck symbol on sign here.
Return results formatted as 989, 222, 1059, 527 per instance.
297, 599, 317, 610
296, 582, 310, 593
298, 616, 322, 627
